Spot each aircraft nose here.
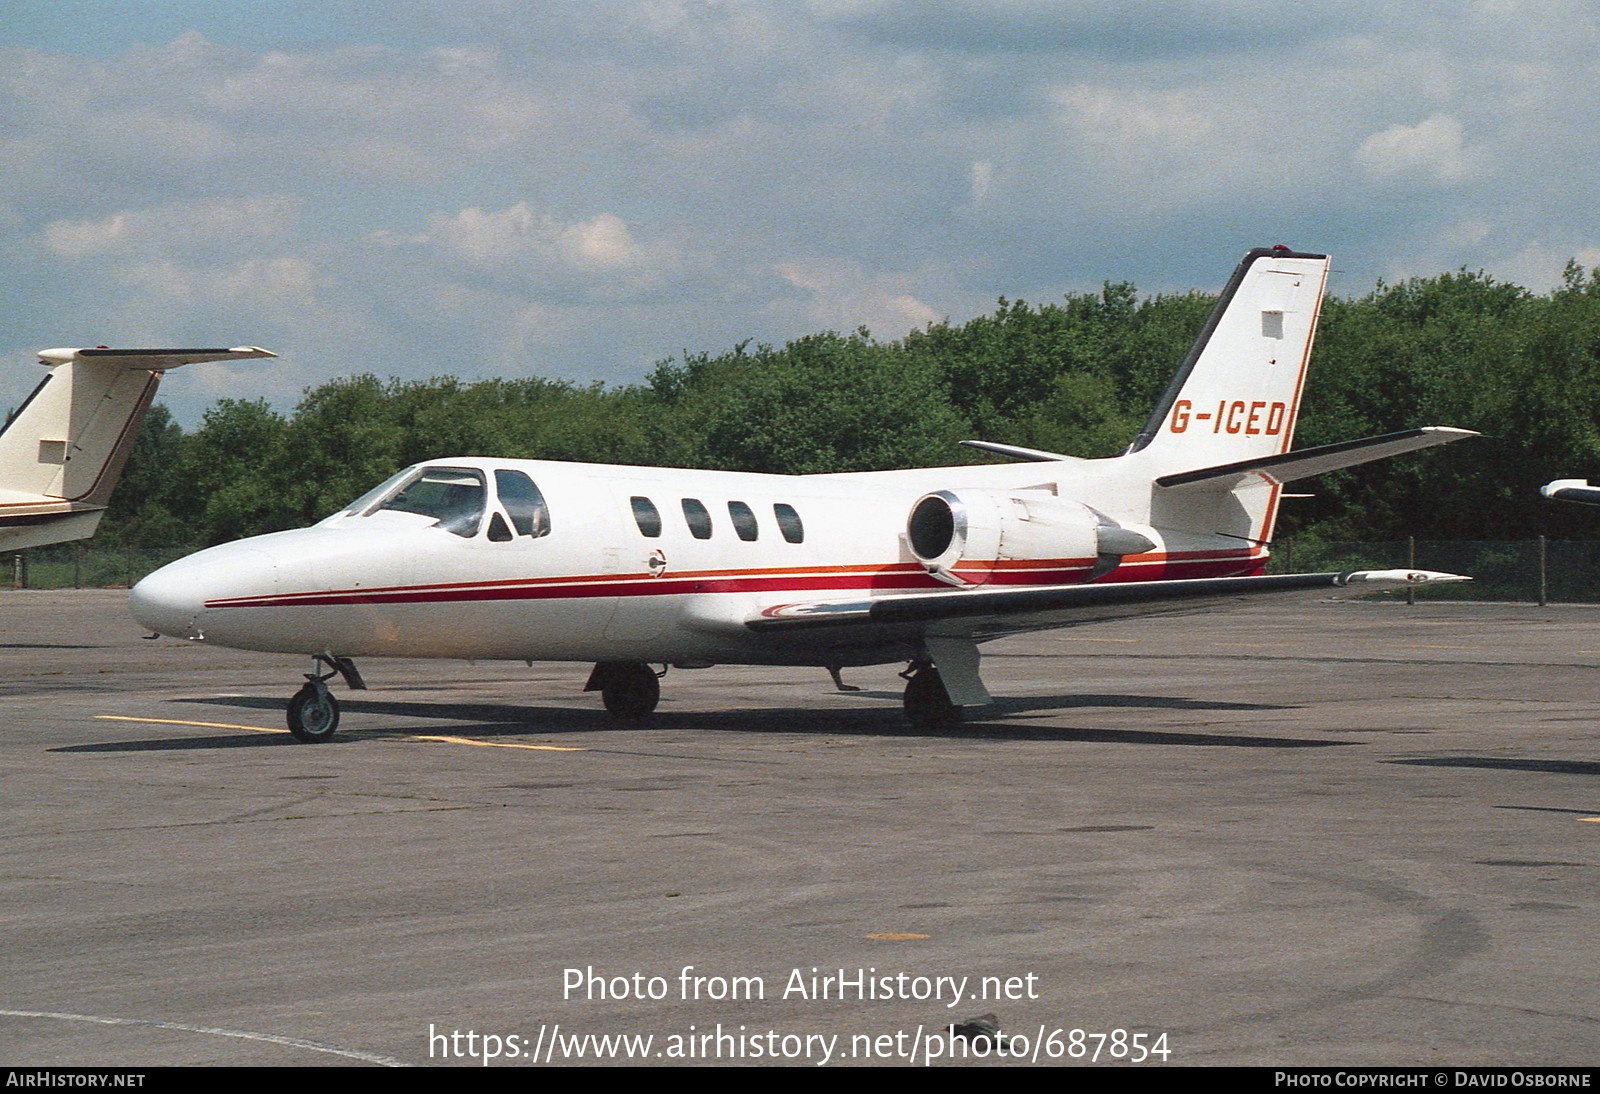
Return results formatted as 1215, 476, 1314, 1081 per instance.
130, 547, 279, 639
130, 563, 205, 639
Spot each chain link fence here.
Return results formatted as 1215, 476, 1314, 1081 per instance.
0, 546, 197, 591
1264, 539, 1600, 603
4, 540, 1600, 603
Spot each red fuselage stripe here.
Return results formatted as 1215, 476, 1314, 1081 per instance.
205, 550, 1265, 610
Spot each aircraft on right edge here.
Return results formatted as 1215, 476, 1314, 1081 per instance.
1541, 479, 1600, 506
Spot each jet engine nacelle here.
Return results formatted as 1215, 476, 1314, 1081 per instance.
906, 488, 1155, 586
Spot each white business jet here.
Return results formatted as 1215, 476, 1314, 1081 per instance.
0, 346, 275, 550
130, 248, 1474, 741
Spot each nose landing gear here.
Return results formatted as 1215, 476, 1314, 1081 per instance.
287, 677, 340, 742
286, 655, 363, 742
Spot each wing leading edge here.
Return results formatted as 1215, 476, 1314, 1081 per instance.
748, 569, 1469, 641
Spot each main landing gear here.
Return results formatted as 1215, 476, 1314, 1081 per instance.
286, 655, 364, 743
901, 661, 961, 730
585, 661, 663, 719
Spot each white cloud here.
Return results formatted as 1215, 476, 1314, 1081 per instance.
8, 4, 1600, 424
1354, 114, 1478, 184
43, 197, 301, 258
115, 255, 320, 308
771, 260, 941, 335
393, 203, 685, 301
968, 160, 995, 204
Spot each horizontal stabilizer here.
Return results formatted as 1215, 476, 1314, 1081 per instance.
1541, 479, 1600, 507
1155, 427, 1478, 491
748, 568, 1470, 636
959, 440, 1075, 463
36, 346, 276, 369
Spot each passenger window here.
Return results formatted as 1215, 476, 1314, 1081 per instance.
376, 467, 485, 538
774, 503, 804, 543
728, 501, 759, 541
682, 498, 713, 539
495, 470, 551, 538
631, 496, 662, 537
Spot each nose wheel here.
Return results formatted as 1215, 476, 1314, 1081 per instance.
287, 678, 340, 742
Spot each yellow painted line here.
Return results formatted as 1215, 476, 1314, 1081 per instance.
1581, 818, 1600, 824
97, 715, 285, 734
865, 932, 930, 940
96, 716, 585, 752
414, 735, 586, 753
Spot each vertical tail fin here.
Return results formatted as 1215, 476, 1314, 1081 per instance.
1127, 247, 1329, 472
0, 346, 274, 549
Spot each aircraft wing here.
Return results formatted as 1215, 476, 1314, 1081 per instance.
746, 569, 1469, 643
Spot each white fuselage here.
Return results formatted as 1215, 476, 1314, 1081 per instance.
128, 451, 1276, 668
130, 249, 1340, 676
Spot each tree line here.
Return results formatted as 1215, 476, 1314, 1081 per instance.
94, 263, 1600, 550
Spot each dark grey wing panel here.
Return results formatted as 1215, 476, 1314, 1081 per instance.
747, 570, 1468, 643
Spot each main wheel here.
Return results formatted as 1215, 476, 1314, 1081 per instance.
595, 658, 656, 716
287, 681, 340, 742
903, 666, 961, 730
599, 662, 660, 719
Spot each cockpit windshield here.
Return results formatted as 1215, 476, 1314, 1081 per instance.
334, 464, 553, 541
334, 466, 417, 519
357, 466, 486, 538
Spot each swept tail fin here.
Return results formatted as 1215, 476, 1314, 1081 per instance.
1118, 248, 1473, 561
1128, 246, 1328, 471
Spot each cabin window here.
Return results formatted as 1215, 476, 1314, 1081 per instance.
773, 503, 804, 543
682, 498, 713, 539
487, 512, 514, 542
631, 496, 662, 537
373, 466, 485, 538
495, 470, 551, 538
728, 501, 759, 541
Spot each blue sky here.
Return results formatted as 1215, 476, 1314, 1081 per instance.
5, 1, 1599, 424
